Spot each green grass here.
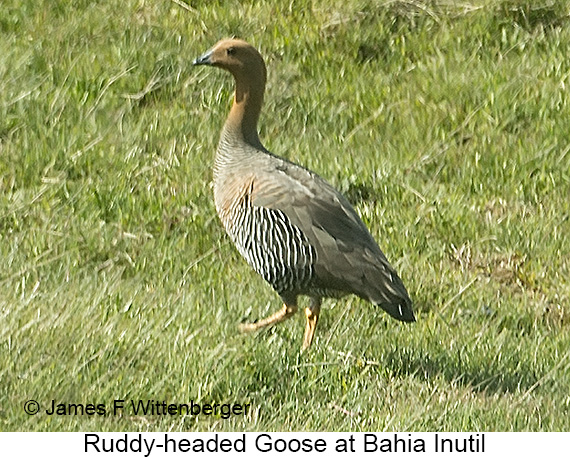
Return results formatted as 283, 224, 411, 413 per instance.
2, 0, 570, 432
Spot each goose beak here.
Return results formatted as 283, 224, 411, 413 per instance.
193, 50, 212, 66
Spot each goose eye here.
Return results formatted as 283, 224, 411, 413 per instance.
226, 47, 235, 56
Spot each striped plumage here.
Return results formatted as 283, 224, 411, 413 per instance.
220, 178, 316, 296
194, 39, 415, 349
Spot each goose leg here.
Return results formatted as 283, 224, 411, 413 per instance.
302, 297, 322, 350
239, 302, 298, 333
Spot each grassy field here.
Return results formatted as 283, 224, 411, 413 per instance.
1, 0, 570, 432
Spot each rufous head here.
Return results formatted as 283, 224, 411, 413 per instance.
193, 39, 267, 84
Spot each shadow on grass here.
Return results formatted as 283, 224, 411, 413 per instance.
383, 346, 539, 395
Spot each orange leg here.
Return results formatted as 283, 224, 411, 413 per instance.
302, 297, 322, 350
239, 303, 298, 333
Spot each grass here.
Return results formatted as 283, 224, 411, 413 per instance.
1, 0, 570, 432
